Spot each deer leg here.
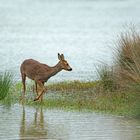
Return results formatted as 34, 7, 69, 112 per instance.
41, 87, 47, 101
40, 87, 47, 102
35, 81, 38, 95
35, 81, 45, 102
21, 73, 26, 97
34, 81, 45, 101
40, 95, 43, 102
40, 82, 45, 101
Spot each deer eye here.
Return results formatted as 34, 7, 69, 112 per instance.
64, 62, 68, 65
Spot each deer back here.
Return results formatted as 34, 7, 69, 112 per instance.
20, 59, 50, 81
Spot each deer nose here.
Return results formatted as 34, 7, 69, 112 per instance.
69, 68, 72, 71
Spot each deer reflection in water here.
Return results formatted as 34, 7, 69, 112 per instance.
20, 107, 47, 139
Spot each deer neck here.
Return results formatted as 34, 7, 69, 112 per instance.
49, 61, 62, 77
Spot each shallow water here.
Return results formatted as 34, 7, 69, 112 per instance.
0, 104, 139, 140
0, 0, 140, 81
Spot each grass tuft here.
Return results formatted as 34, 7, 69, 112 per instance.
0, 72, 13, 100
115, 30, 140, 88
96, 65, 118, 92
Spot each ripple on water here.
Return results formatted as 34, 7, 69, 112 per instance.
0, 104, 140, 140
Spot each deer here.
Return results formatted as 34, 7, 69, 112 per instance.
20, 53, 72, 101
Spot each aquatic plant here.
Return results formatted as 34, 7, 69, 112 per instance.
0, 72, 13, 100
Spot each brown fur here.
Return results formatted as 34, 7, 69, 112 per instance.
20, 53, 72, 101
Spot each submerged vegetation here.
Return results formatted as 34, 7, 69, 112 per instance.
25, 85, 140, 117
0, 29, 140, 118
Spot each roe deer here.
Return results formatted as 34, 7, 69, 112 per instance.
20, 53, 72, 101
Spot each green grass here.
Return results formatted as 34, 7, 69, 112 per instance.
0, 72, 21, 106
47, 80, 98, 91
0, 78, 139, 118
2, 78, 136, 118
25, 90, 96, 110
17, 80, 139, 118
0, 72, 13, 101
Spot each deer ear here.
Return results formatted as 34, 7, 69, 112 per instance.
61, 54, 64, 60
58, 53, 61, 60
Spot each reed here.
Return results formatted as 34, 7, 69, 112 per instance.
0, 72, 13, 100
96, 29, 140, 92
115, 30, 140, 89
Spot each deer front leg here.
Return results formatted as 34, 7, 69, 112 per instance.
40, 86, 47, 102
34, 80, 46, 101
37, 81, 47, 102
35, 81, 39, 95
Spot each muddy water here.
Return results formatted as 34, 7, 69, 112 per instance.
0, 104, 139, 140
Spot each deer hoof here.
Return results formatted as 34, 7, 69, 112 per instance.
34, 98, 38, 101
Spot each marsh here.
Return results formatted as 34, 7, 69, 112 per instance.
0, 0, 140, 139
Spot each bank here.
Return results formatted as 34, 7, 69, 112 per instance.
1, 80, 139, 118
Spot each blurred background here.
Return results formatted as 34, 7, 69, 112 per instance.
0, 0, 140, 82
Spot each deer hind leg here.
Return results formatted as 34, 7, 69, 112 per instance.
34, 81, 46, 101
40, 82, 45, 101
21, 73, 26, 97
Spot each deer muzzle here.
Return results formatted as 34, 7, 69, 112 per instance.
68, 68, 72, 71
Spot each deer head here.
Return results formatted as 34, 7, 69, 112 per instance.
58, 53, 72, 71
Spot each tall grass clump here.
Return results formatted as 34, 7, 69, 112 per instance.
96, 65, 118, 92
97, 29, 140, 92
0, 72, 13, 100
115, 30, 140, 89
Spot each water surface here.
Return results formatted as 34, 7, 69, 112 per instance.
0, 104, 139, 140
